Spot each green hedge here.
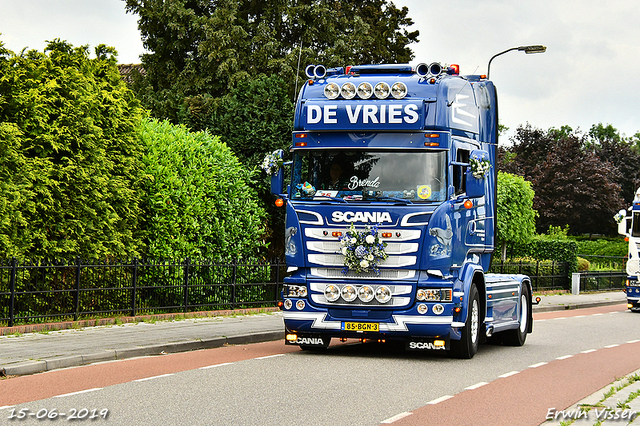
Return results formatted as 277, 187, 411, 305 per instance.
138, 118, 268, 261
574, 237, 627, 257
508, 236, 578, 275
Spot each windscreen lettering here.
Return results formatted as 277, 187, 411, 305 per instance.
306, 103, 419, 125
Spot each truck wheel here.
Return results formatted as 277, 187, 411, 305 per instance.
501, 285, 530, 346
450, 284, 480, 359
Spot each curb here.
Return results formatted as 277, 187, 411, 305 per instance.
0, 307, 280, 336
533, 299, 626, 313
2, 330, 284, 376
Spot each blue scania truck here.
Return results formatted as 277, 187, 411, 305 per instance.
268, 62, 533, 358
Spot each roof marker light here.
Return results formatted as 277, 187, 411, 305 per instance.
341, 82, 357, 99
357, 82, 373, 99
374, 82, 391, 99
324, 82, 340, 99
391, 82, 408, 99
449, 64, 460, 75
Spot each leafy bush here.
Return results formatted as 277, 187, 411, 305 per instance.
577, 256, 590, 271
0, 40, 145, 259
574, 237, 628, 257
138, 118, 268, 261
508, 236, 578, 275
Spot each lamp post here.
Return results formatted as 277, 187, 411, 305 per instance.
487, 45, 547, 79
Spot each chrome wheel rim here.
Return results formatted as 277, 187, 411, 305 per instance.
519, 294, 528, 333
470, 299, 479, 344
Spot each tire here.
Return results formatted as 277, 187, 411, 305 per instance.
450, 284, 480, 359
501, 284, 530, 346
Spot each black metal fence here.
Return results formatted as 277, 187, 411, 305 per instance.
578, 271, 627, 292
489, 260, 570, 291
0, 258, 286, 327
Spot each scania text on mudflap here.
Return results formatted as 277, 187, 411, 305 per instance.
267, 62, 534, 358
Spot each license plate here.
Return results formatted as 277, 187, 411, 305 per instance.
343, 322, 379, 332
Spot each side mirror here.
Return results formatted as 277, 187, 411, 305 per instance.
465, 170, 485, 198
270, 169, 284, 195
466, 149, 491, 198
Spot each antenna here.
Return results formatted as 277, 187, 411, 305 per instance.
294, 40, 303, 103
447, 65, 478, 107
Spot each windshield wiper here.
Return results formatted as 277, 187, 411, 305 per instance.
363, 194, 413, 204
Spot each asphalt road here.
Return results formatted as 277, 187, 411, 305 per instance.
1, 304, 638, 426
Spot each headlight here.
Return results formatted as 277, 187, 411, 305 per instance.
417, 303, 428, 315
358, 285, 375, 302
325, 284, 340, 302
284, 299, 293, 310
374, 82, 390, 99
296, 300, 306, 310
341, 82, 356, 99
285, 284, 307, 298
391, 82, 408, 99
342, 285, 357, 302
357, 82, 373, 99
416, 288, 452, 302
375, 285, 392, 303
324, 82, 340, 99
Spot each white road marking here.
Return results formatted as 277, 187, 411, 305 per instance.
465, 382, 488, 390
200, 362, 234, 370
581, 349, 597, 354
556, 355, 573, 360
498, 371, 519, 378
428, 395, 453, 404
604, 344, 620, 348
134, 374, 174, 382
255, 354, 285, 360
529, 362, 547, 368
381, 412, 413, 423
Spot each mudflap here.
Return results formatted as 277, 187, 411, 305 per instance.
405, 336, 450, 352
285, 333, 331, 348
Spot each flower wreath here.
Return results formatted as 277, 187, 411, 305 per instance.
261, 149, 284, 176
469, 153, 491, 179
339, 223, 388, 275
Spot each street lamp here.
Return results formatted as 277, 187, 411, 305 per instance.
487, 45, 547, 79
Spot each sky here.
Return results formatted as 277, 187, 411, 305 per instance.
1, 0, 639, 142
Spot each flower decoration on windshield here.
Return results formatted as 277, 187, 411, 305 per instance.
261, 149, 284, 176
614, 211, 625, 224
339, 223, 388, 275
469, 153, 491, 179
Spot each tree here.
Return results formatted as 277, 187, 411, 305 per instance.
536, 127, 622, 234
496, 172, 537, 261
500, 124, 625, 236
124, 0, 419, 122
0, 40, 145, 259
587, 123, 640, 204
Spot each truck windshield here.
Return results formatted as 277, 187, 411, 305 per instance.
290, 150, 447, 202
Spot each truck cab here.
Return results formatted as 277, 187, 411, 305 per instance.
269, 62, 533, 358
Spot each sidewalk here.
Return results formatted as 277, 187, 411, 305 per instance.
0, 291, 627, 377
